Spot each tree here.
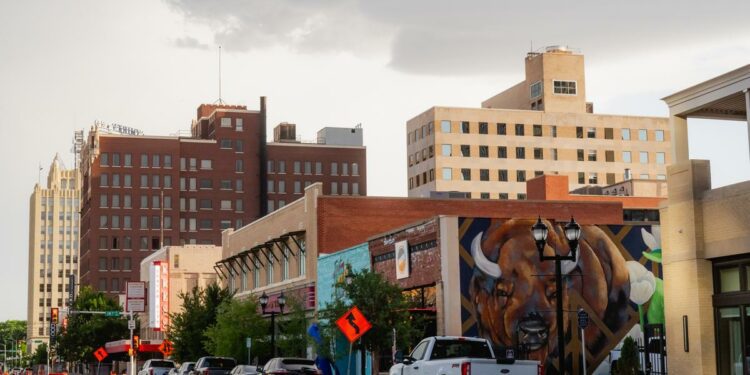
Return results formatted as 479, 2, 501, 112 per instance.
613, 336, 640, 375
276, 297, 309, 359
56, 286, 129, 364
167, 283, 232, 362
204, 296, 269, 364
0, 320, 28, 368
318, 270, 422, 374
31, 343, 48, 365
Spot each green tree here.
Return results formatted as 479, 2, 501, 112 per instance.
276, 297, 309, 359
56, 286, 129, 364
0, 320, 27, 368
204, 296, 269, 364
318, 270, 422, 374
613, 336, 640, 375
31, 343, 48, 365
167, 283, 232, 362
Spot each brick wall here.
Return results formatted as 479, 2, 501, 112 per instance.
369, 218, 441, 289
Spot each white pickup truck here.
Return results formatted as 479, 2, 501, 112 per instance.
389, 336, 541, 375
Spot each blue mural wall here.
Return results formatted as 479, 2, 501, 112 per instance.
316, 243, 372, 375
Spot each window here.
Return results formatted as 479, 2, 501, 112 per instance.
123, 215, 131, 229
352, 182, 360, 195
236, 118, 243, 131
100, 195, 108, 208
656, 152, 665, 165
551, 125, 557, 138
199, 219, 212, 230
638, 129, 648, 141
586, 127, 596, 138
655, 130, 665, 142
533, 124, 542, 137
200, 199, 212, 209
331, 182, 338, 195
530, 81, 542, 98
141, 154, 150, 168
479, 169, 489, 181
478, 122, 488, 134
607, 173, 616, 185
200, 159, 212, 170
640, 173, 650, 179
152, 175, 160, 188
480, 192, 490, 199
220, 139, 232, 149
342, 162, 349, 176
189, 178, 197, 190
140, 174, 148, 188
578, 172, 585, 184
140, 216, 148, 229
640, 152, 649, 164
553, 80, 577, 95
267, 180, 274, 193
236, 199, 244, 212
236, 179, 243, 191
605, 128, 614, 139
552, 148, 558, 160
330, 162, 338, 175
516, 170, 526, 182
461, 168, 471, 181
534, 170, 544, 177
656, 174, 666, 180
576, 127, 584, 139
440, 120, 451, 133
479, 146, 488, 158
534, 148, 543, 160
112, 194, 120, 207
124, 153, 132, 167
164, 175, 172, 188
99, 215, 107, 228
622, 128, 631, 140
100, 174, 108, 187
623, 151, 632, 163
589, 173, 598, 184
497, 123, 506, 135
304, 161, 312, 175
123, 195, 131, 208
221, 117, 231, 127
294, 181, 301, 194
164, 155, 172, 168
515, 124, 524, 136
442, 168, 452, 180
278, 180, 286, 193
588, 150, 597, 161
235, 159, 243, 172
100, 153, 109, 166
458, 145, 470, 157
461, 121, 470, 134
443, 144, 453, 157
498, 169, 508, 182
316, 162, 323, 175
517, 193, 527, 200
497, 146, 507, 158
577, 149, 584, 161
515, 147, 525, 159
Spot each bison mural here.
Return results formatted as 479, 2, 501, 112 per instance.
459, 218, 663, 374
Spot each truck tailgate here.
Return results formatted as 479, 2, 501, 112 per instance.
469, 359, 539, 375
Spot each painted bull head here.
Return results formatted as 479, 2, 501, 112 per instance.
468, 218, 631, 365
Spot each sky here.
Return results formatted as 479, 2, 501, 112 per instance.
1, 0, 749, 321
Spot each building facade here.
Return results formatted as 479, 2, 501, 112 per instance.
406, 46, 671, 200
27, 155, 80, 350
79, 100, 267, 295
661, 64, 750, 375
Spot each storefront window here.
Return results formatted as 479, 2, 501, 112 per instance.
717, 307, 742, 375
713, 259, 750, 374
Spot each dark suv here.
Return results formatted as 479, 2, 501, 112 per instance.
190, 357, 237, 375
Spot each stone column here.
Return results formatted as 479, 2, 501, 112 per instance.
669, 114, 689, 163
662, 160, 715, 374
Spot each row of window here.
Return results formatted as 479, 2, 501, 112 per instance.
226, 241, 307, 293
267, 180, 361, 196
97, 256, 133, 272
99, 153, 173, 168
39, 241, 77, 250
38, 254, 78, 264
40, 197, 79, 207
267, 160, 360, 176
432, 144, 666, 165
97, 277, 130, 294
38, 298, 68, 308
37, 267, 77, 279
98, 215, 173, 230
99, 174, 247, 193
40, 211, 79, 221
97, 235, 172, 251
219, 116, 244, 130
434, 169, 666, 184
38, 283, 74, 293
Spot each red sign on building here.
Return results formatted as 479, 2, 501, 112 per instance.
336, 306, 372, 343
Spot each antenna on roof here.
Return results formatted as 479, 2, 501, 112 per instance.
216, 45, 225, 105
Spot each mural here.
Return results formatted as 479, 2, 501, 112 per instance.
458, 218, 663, 374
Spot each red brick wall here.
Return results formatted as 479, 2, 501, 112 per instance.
317, 196, 622, 254
369, 218, 441, 289
526, 175, 665, 209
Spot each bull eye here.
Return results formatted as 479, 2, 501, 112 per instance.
496, 284, 510, 297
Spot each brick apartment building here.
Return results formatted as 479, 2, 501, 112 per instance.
79, 99, 367, 295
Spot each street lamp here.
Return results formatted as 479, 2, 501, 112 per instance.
259, 291, 286, 358
531, 216, 581, 375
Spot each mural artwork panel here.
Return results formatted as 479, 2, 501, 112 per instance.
458, 218, 663, 374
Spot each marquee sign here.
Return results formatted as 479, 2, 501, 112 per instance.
149, 261, 170, 331
94, 120, 143, 136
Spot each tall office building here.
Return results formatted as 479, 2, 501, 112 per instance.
27, 155, 80, 350
406, 46, 671, 200
78, 99, 368, 295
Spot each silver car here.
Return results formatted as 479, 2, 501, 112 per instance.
229, 365, 258, 375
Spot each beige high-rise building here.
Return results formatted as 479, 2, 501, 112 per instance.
406, 46, 671, 200
27, 155, 80, 350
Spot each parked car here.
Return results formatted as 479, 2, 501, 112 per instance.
389, 336, 541, 375
176, 362, 196, 375
190, 357, 237, 375
138, 359, 177, 375
168, 368, 179, 375
258, 358, 320, 375
229, 365, 258, 375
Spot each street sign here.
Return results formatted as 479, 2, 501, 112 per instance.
93, 347, 108, 362
128, 320, 136, 330
158, 340, 173, 357
127, 282, 146, 299
126, 298, 145, 313
245, 338, 252, 349
104, 311, 121, 317
578, 309, 589, 329
335, 306, 372, 343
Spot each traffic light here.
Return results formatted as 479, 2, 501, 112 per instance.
51, 308, 59, 324
132, 335, 140, 351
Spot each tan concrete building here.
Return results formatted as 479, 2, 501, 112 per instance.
137, 244, 223, 340
406, 46, 671, 200
661, 64, 750, 374
26, 155, 80, 351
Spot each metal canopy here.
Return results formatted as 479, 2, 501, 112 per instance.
282, 231, 306, 254
263, 241, 280, 262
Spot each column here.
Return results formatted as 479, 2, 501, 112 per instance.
669, 114, 689, 163
745, 89, 750, 160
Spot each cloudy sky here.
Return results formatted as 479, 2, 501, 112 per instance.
1, 0, 749, 321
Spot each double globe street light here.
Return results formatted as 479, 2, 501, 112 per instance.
531, 216, 581, 375
259, 291, 286, 358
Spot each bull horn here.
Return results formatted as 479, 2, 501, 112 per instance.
560, 247, 580, 274
471, 233, 502, 279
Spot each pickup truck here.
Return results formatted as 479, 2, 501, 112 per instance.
390, 336, 541, 375
138, 359, 176, 375
190, 357, 237, 375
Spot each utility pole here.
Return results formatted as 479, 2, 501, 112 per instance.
129, 310, 135, 375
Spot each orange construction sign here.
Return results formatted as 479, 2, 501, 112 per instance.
335, 306, 372, 343
93, 347, 108, 362
158, 340, 174, 357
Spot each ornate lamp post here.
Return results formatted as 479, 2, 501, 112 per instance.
531, 217, 581, 375
259, 291, 286, 357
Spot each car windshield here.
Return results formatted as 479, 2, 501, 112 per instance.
280, 359, 316, 371
204, 358, 236, 369
150, 361, 175, 368
429, 340, 494, 360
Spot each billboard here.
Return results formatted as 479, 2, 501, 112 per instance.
149, 261, 169, 330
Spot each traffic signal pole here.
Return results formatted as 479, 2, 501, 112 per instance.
129, 310, 135, 375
